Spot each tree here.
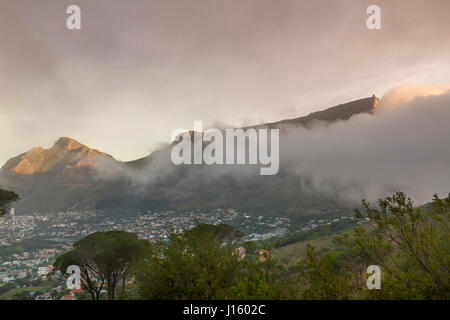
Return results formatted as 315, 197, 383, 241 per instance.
135, 224, 298, 300
351, 192, 449, 299
184, 223, 245, 244
0, 189, 19, 216
54, 231, 150, 300
136, 224, 242, 299
229, 242, 299, 299
298, 244, 354, 299
54, 249, 104, 300
335, 228, 392, 289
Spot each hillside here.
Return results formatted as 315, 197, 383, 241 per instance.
0, 96, 378, 216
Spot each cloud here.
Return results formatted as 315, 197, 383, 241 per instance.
282, 84, 450, 203
96, 84, 450, 205
377, 83, 450, 110
2, 0, 450, 167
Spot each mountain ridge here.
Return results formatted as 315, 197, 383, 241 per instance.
248, 95, 378, 129
0, 137, 112, 176
0, 95, 378, 215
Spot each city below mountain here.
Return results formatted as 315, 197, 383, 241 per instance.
0, 96, 378, 217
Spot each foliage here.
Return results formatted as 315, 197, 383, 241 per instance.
298, 245, 354, 299
228, 244, 299, 299
48, 193, 450, 300
53, 231, 150, 300
273, 220, 354, 249
351, 192, 449, 299
295, 192, 449, 300
135, 224, 297, 299
0, 189, 19, 216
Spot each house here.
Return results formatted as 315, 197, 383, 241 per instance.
61, 293, 76, 300
35, 292, 52, 300
71, 288, 84, 295
37, 266, 50, 276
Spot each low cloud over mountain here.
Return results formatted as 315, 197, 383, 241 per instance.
1, 84, 449, 215
95, 84, 450, 206
282, 84, 450, 203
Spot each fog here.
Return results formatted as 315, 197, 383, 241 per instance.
282, 84, 450, 203
96, 84, 450, 205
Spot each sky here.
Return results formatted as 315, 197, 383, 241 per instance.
0, 0, 449, 165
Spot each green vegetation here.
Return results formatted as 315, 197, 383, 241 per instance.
134, 224, 297, 299
272, 219, 355, 249
48, 192, 449, 300
297, 192, 449, 299
347, 192, 449, 299
0, 236, 62, 259
53, 231, 150, 300
1, 286, 48, 300
0, 277, 61, 300
274, 232, 340, 266
0, 189, 19, 216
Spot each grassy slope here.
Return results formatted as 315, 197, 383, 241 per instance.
273, 227, 360, 267
0, 286, 49, 300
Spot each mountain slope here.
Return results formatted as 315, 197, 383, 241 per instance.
250, 95, 378, 129
0, 96, 378, 215
1, 137, 107, 176
0, 137, 120, 212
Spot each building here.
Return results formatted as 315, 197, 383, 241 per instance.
35, 293, 52, 300
37, 266, 50, 277
61, 293, 76, 300
234, 247, 246, 261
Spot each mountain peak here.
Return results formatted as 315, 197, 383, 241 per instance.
0, 137, 108, 176
53, 137, 85, 151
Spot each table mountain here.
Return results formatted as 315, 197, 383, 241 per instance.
0, 96, 378, 216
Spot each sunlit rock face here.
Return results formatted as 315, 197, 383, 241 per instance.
4, 137, 106, 175
0, 137, 118, 212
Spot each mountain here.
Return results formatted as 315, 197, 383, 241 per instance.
250, 95, 378, 129
0, 137, 121, 212
1, 137, 109, 176
0, 96, 378, 216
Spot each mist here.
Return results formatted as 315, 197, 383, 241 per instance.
96, 84, 450, 205
282, 85, 450, 203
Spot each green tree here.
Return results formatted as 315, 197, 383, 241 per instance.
229, 244, 299, 299
54, 231, 150, 300
335, 228, 392, 290
184, 223, 245, 244
350, 192, 449, 299
136, 224, 242, 299
0, 189, 19, 216
135, 224, 298, 300
298, 244, 354, 299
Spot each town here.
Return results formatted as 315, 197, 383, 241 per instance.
0, 208, 357, 299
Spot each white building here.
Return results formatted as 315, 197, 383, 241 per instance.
37, 266, 50, 276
